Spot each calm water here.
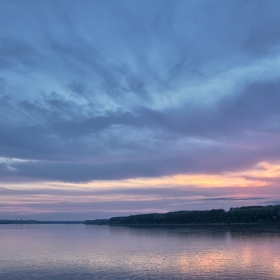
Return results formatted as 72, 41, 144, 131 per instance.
0, 224, 280, 280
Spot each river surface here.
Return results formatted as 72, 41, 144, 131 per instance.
0, 224, 280, 279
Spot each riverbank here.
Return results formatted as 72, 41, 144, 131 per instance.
85, 205, 280, 226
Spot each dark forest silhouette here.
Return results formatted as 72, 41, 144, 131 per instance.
85, 205, 280, 225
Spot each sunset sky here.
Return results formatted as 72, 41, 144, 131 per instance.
1, 0, 280, 220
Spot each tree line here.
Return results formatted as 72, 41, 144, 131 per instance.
87, 205, 280, 225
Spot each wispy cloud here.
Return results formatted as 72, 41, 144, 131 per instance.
1, 0, 280, 218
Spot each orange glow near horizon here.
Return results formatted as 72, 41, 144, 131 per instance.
5, 160, 279, 191
83, 161, 280, 189
1, 160, 280, 216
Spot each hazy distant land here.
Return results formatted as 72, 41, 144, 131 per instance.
0, 220, 83, 225
85, 205, 280, 226
1, 205, 280, 226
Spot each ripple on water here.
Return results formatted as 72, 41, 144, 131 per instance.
0, 225, 279, 280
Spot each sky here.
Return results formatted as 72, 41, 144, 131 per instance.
1, 0, 280, 220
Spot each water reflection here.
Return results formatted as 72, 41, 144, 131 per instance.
100, 225, 280, 279
0, 224, 280, 280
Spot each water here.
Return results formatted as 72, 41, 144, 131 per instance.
0, 224, 280, 280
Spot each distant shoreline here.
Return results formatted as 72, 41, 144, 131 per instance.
85, 205, 280, 226
106, 222, 280, 227
0, 220, 83, 225
2, 205, 280, 226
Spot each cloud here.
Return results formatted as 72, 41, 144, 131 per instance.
0, 181, 278, 219
1, 0, 280, 186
